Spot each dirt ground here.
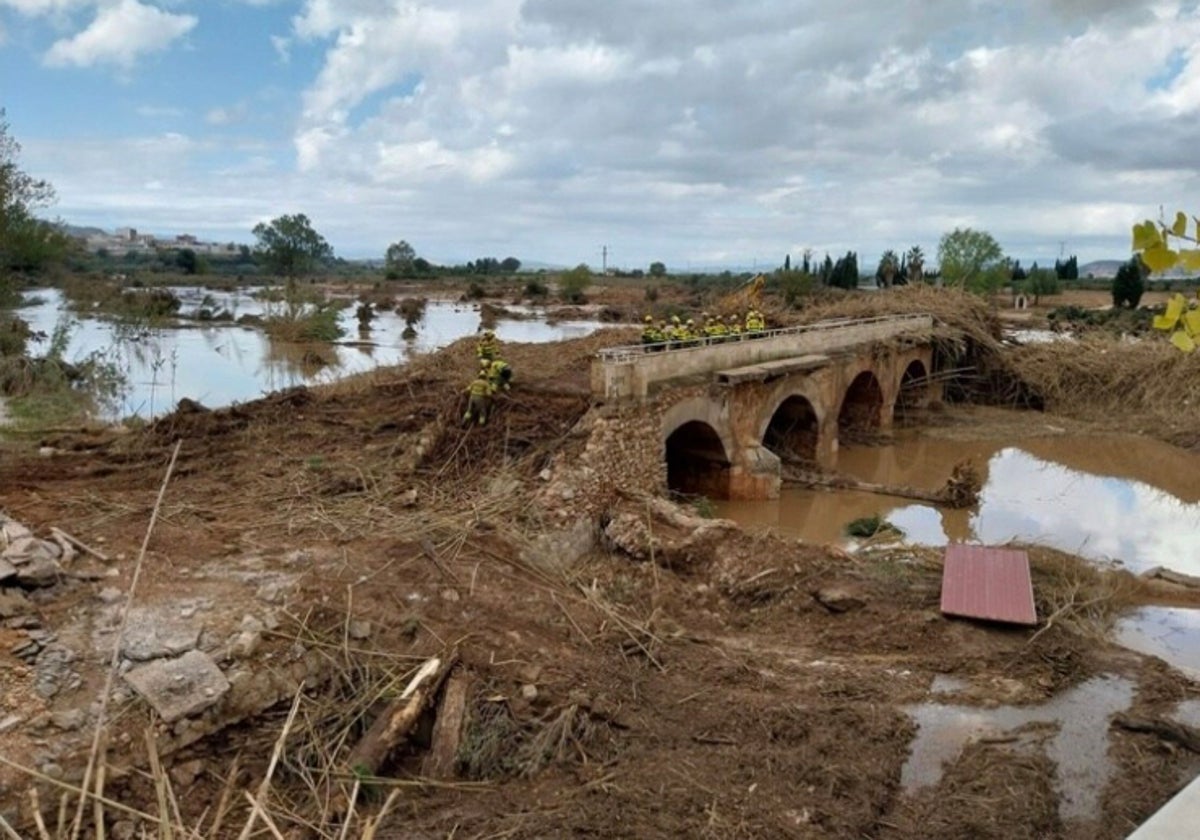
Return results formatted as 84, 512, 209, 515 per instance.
2, 293, 1200, 839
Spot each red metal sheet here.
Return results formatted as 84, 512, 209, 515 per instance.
940, 544, 1038, 626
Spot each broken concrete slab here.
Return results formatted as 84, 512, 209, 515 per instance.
119, 606, 203, 661
124, 650, 230, 723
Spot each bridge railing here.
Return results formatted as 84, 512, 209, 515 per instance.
596, 313, 932, 362
592, 313, 934, 399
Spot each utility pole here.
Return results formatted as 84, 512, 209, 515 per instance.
601, 245, 608, 274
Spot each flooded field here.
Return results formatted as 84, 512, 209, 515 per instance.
15, 287, 601, 419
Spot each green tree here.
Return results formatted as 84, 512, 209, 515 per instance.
1, 109, 69, 285
648, 261, 667, 278
937, 228, 1006, 294
176, 248, 198, 275
1111, 257, 1146, 309
559, 263, 591, 303
828, 251, 859, 290
1022, 268, 1059, 305
500, 256, 521, 272
252, 213, 332, 278
385, 240, 416, 275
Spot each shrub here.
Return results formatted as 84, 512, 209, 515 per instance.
524, 279, 548, 298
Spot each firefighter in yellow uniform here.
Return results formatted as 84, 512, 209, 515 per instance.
463, 372, 494, 425
641, 315, 660, 347
745, 309, 765, 335
477, 329, 500, 361
727, 314, 742, 340
488, 357, 513, 391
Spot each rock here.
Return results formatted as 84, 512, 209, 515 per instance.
123, 650, 230, 723
3, 536, 60, 564
0, 559, 16, 582
38, 446, 57, 458
538, 468, 552, 481
348, 619, 372, 640
35, 645, 79, 699
1, 520, 32, 545
521, 683, 539, 701
239, 614, 265, 634
15, 556, 63, 588
0, 588, 32, 618
168, 759, 205, 789
440, 589, 460, 603
51, 708, 86, 732
0, 714, 22, 733
811, 585, 867, 614
603, 497, 736, 569
120, 607, 203, 661
228, 630, 262, 659
97, 587, 124, 604
112, 820, 137, 840
40, 763, 63, 780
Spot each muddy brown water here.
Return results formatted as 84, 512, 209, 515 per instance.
717, 431, 1200, 574
718, 429, 1200, 675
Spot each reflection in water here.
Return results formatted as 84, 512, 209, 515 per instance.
904, 675, 1134, 821
717, 433, 1200, 575
1113, 608, 1200, 679
17, 288, 603, 420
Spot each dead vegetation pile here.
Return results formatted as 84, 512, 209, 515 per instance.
1008, 335, 1200, 449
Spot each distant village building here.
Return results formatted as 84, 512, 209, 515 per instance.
80, 227, 240, 257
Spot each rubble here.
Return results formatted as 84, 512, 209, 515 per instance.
123, 650, 231, 723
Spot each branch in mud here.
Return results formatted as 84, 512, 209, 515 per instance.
781, 458, 981, 509
1112, 714, 1200, 753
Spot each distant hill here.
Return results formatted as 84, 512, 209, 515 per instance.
59, 223, 106, 238
1078, 260, 1122, 279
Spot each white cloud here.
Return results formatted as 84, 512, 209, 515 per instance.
44, 0, 196, 69
0, 0, 91, 14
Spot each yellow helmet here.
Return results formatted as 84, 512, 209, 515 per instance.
644, 314, 653, 323
671, 315, 681, 324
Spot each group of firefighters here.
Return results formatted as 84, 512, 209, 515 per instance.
641, 310, 767, 348
463, 329, 513, 426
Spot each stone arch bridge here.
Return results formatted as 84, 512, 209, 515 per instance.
590, 314, 940, 500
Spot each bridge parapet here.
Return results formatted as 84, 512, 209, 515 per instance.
592, 313, 933, 400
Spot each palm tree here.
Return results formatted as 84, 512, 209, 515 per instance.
876, 250, 899, 288
905, 245, 925, 284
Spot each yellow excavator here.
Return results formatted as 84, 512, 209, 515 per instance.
712, 273, 765, 318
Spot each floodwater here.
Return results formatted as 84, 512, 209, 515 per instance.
1114, 607, 1200, 680
718, 428, 1200, 676
903, 674, 1135, 821
717, 431, 1200, 576
14, 288, 602, 419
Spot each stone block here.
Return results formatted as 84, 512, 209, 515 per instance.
124, 650, 230, 723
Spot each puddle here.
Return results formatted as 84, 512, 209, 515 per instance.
929, 675, 969, 695
15, 288, 602, 419
1114, 607, 1200, 680
1171, 699, 1200, 729
904, 675, 1135, 821
717, 434, 1200, 576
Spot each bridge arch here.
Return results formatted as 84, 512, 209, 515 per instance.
837, 369, 885, 440
895, 357, 931, 423
757, 390, 822, 465
662, 398, 735, 499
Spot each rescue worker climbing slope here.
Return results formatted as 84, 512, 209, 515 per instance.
488, 357, 513, 391
477, 329, 500, 361
463, 372, 494, 425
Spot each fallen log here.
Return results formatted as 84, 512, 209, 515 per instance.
1112, 713, 1200, 753
781, 458, 981, 510
344, 651, 458, 778
1140, 566, 1200, 590
421, 669, 473, 779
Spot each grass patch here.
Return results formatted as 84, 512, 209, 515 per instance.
844, 514, 904, 539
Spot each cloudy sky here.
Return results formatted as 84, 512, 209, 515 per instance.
2, 0, 1199, 269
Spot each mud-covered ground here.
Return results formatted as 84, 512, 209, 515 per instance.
2, 308, 1199, 839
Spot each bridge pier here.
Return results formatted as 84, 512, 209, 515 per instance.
729, 445, 781, 500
